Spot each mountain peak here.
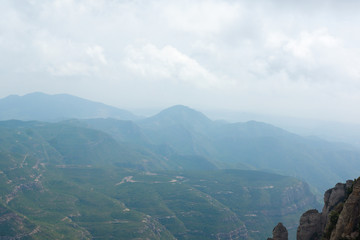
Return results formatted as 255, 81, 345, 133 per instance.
164, 104, 193, 111
23, 92, 49, 97
154, 105, 211, 123
139, 105, 213, 131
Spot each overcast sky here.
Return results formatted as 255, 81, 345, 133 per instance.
1, 0, 360, 123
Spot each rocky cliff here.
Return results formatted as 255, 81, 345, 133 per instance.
269, 177, 360, 240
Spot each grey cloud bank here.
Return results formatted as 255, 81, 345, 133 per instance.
1, 0, 360, 123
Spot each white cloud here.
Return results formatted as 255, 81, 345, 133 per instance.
86, 45, 107, 65
32, 31, 108, 76
158, 0, 241, 35
283, 29, 339, 59
258, 28, 360, 90
48, 61, 93, 76
123, 43, 220, 88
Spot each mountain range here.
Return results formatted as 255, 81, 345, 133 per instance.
1, 93, 360, 192
0, 92, 359, 239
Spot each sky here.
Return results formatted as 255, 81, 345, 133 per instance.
1, 0, 360, 123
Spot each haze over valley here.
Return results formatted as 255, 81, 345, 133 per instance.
0, 92, 359, 239
1, 1, 360, 239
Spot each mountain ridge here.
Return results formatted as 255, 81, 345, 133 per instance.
0, 92, 139, 121
1, 92, 360, 192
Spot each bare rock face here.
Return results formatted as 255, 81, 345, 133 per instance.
329, 179, 360, 240
322, 182, 348, 218
297, 209, 322, 240
272, 222, 288, 240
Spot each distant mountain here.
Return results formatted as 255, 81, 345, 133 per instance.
54, 104, 360, 192
1, 92, 360, 192
133, 106, 360, 192
208, 121, 360, 192
139, 105, 214, 130
136, 105, 220, 158
0, 92, 139, 121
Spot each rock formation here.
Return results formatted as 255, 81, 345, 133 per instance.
297, 180, 352, 240
322, 181, 353, 224
297, 209, 322, 240
268, 222, 288, 240
269, 178, 360, 240
329, 179, 360, 239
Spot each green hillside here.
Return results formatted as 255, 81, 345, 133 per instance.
0, 120, 318, 239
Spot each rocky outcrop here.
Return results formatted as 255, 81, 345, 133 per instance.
296, 209, 322, 240
296, 181, 351, 240
270, 178, 360, 240
322, 181, 353, 224
268, 222, 288, 240
329, 179, 360, 239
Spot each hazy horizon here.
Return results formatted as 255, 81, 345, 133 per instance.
1, 1, 360, 235
1, 0, 360, 124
